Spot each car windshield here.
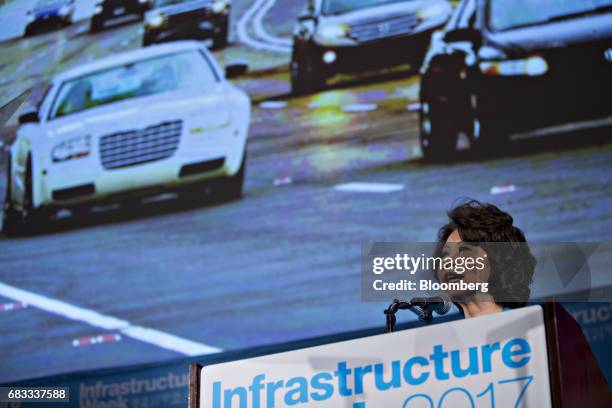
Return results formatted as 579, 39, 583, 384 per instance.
322, 0, 414, 15
487, 0, 612, 32
154, 0, 191, 7
35, 0, 65, 9
50, 51, 217, 119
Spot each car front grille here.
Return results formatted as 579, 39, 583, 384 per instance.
349, 14, 419, 43
167, 7, 211, 27
103, 0, 137, 7
99, 120, 182, 170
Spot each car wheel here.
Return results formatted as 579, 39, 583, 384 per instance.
2, 203, 22, 235
90, 17, 103, 33
2, 156, 19, 235
419, 100, 459, 163
142, 35, 153, 47
470, 116, 510, 158
216, 151, 246, 201
290, 48, 325, 95
21, 156, 48, 232
23, 25, 33, 37
213, 19, 229, 49
2, 155, 45, 235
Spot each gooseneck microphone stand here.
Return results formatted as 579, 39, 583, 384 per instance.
385, 295, 453, 332
384, 299, 433, 333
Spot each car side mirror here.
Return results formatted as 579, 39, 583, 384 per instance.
444, 28, 482, 46
298, 13, 314, 22
18, 110, 39, 124
298, 0, 315, 21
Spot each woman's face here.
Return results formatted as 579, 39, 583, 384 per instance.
436, 230, 492, 298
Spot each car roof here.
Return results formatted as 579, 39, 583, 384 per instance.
35, 0, 70, 8
52, 41, 207, 83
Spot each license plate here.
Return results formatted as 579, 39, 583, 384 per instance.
113, 7, 125, 16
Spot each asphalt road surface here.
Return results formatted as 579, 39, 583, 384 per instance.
1, 0, 611, 383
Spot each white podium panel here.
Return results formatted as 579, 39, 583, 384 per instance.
200, 306, 551, 408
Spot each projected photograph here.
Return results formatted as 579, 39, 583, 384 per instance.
0, 0, 610, 405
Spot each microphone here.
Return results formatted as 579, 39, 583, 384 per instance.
409, 295, 452, 316
384, 295, 452, 332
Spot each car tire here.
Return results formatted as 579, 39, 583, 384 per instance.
470, 117, 510, 158
213, 19, 229, 49
90, 17, 104, 33
23, 25, 33, 37
2, 155, 45, 235
290, 48, 325, 95
22, 156, 47, 233
2, 156, 19, 235
419, 100, 459, 163
216, 151, 246, 201
142, 35, 153, 47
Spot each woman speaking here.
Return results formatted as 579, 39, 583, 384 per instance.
435, 200, 537, 318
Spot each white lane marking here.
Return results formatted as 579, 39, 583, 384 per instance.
122, 326, 219, 356
0, 282, 221, 356
273, 176, 292, 186
237, 0, 291, 53
259, 100, 287, 109
252, 0, 292, 47
341, 103, 378, 112
334, 182, 404, 193
407, 102, 422, 111
490, 184, 517, 195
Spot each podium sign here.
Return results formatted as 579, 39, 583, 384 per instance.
198, 306, 552, 408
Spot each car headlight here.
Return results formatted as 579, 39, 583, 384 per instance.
314, 22, 350, 46
479, 55, 549, 77
94, 5, 102, 14
139, 0, 150, 4
212, 0, 229, 14
52, 136, 91, 163
417, 3, 448, 20
146, 13, 166, 28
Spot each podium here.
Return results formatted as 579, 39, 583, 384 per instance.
189, 303, 610, 408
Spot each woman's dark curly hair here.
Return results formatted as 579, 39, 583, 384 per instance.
436, 199, 536, 308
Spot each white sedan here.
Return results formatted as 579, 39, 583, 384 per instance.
3, 41, 250, 233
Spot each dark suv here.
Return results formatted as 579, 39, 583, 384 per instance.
24, 0, 75, 36
142, 0, 230, 48
419, 0, 612, 161
290, 0, 452, 94
90, 0, 153, 32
